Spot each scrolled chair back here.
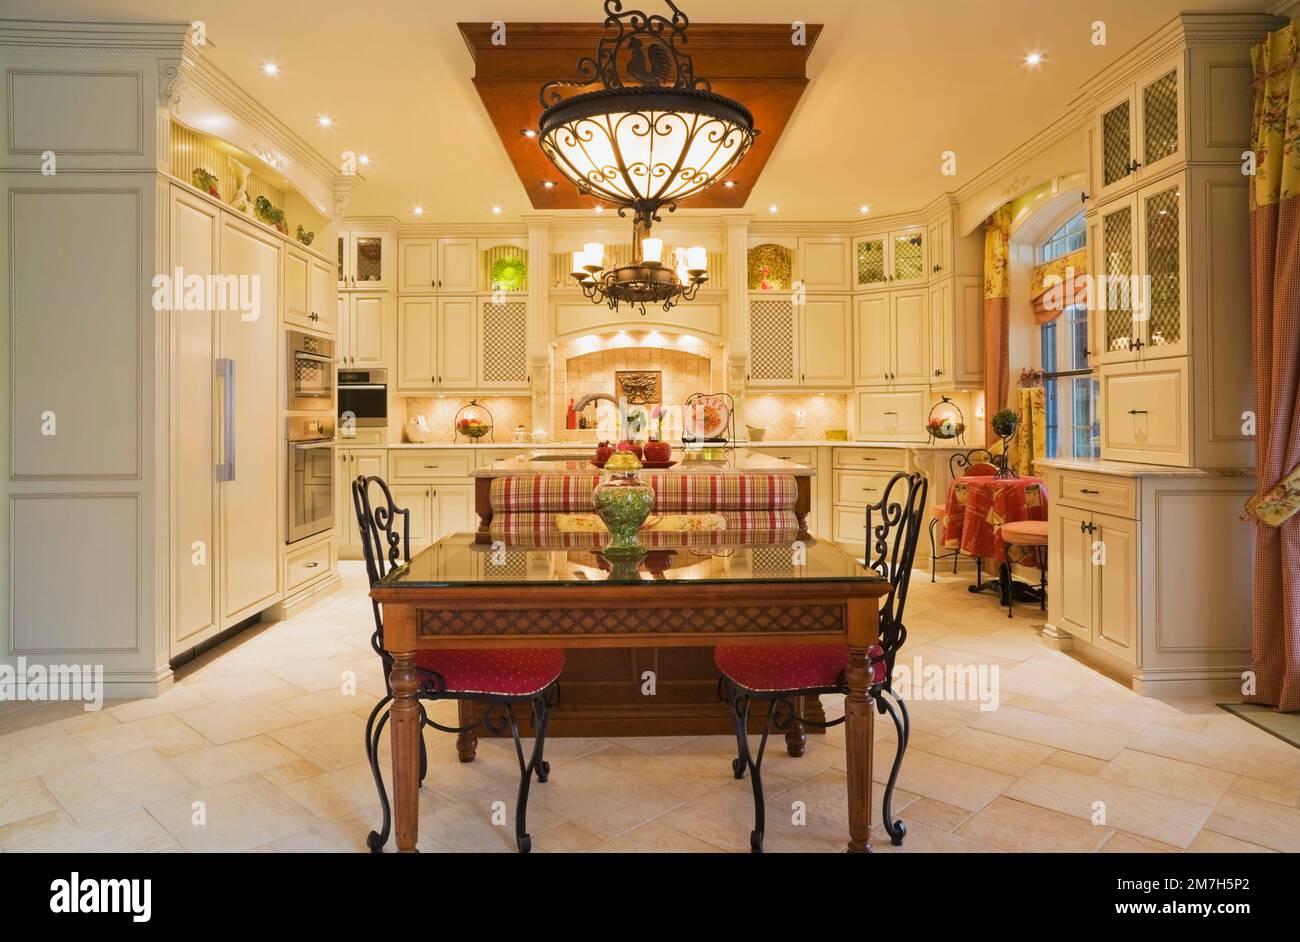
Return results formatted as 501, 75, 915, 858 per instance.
863, 471, 929, 674
351, 475, 411, 661
950, 448, 997, 479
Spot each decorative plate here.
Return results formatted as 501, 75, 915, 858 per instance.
684, 395, 730, 441
489, 256, 527, 291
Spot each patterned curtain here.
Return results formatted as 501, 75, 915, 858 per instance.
1247, 20, 1300, 712
1015, 372, 1047, 476
982, 205, 1013, 443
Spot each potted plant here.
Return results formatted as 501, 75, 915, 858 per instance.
991, 408, 1021, 479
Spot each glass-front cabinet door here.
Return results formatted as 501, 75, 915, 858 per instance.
339, 231, 390, 290
1136, 176, 1186, 359
1136, 60, 1183, 183
890, 230, 927, 285
1095, 90, 1137, 202
1095, 195, 1140, 365
853, 235, 887, 289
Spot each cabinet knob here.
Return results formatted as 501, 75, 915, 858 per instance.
934, 368, 943, 376
1081, 192, 1091, 204
932, 264, 941, 273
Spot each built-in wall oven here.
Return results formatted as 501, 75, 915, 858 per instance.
287, 329, 335, 413
287, 416, 335, 543
337, 367, 388, 431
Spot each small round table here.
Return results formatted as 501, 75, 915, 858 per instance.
940, 475, 1049, 604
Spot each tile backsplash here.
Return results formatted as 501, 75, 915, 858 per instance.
403, 396, 532, 443
743, 394, 849, 441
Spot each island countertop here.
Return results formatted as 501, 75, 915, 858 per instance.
470, 448, 816, 478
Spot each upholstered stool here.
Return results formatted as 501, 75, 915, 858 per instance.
998, 519, 1048, 618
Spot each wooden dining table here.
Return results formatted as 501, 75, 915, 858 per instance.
370, 533, 893, 853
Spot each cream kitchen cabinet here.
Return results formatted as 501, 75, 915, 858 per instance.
854, 387, 928, 441
1093, 175, 1188, 365
853, 289, 927, 387
928, 275, 984, 390
397, 295, 523, 392
401, 484, 475, 551
1092, 55, 1184, 203
796, 237, 852, 292
338, 292, 387, 368
338, 229, 392, 290
397, 237, 477, 292
853, 228, 927, 290
747, 294, 851, 389
285, 246, 335, 335
1099, 358, 1189, 466
1050, 502, 1138, 664
925, 214, 954, 281
336, 448, 387, 555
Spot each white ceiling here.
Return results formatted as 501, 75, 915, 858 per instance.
3, 0, 1274, 221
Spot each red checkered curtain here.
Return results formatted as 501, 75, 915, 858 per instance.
1247, 20, 1300, 712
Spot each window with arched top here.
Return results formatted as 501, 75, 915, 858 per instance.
1037, 211, 1099, 459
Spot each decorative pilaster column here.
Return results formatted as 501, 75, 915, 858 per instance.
724, 215, 751, 422
526, 218, 554, 439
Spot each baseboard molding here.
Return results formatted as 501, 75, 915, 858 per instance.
263, 572, 342, 622
1132, 667, 1250, 699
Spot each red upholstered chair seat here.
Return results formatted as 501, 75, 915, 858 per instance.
415, 648, 564, 697
715, 644, 887, 694
930, 503, 946, 520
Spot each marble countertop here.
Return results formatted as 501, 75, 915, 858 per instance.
470, 449, 816, 477
1037, 457, 1256, 478
367, 439, 980, 451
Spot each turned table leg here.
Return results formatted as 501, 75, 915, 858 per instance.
844, 597, 878, 853
389, 650, 421, 853
785, 695, 807, 757
456, 701, 478, 762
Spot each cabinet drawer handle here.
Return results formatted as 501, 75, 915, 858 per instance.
1080, 488, 1100, 495
883, 411, 898, 416
862, 487, 876, 493
422, 464, 440, 469
861, 457, 877, 461
303, 561, 319, 569
1128, 409, 1149, 416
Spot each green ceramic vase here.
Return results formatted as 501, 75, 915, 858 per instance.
592, 452, 655, 558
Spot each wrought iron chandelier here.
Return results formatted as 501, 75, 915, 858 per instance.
537, 0, 757, 313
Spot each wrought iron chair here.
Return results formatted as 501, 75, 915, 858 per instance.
930, 449, 996, 581
353, 475, 563, 854
715, 471, 928, 852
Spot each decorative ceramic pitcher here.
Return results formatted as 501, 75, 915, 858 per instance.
592, 451, 655, 558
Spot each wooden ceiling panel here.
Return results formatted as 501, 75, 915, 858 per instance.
460, 22, 821, 211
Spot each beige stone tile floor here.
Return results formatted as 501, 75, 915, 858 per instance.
2, 562, 1299, 853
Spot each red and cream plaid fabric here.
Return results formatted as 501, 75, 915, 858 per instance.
489, 510, 800, 540
490, 473, 798, 513
487, 525, 802, 550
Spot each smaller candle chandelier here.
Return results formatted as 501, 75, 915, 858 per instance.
570, 237, 708, 314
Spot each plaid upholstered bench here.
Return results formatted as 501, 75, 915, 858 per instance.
479, 472, 804, 548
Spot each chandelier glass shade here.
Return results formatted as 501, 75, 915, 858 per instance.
537, 1, 755, 313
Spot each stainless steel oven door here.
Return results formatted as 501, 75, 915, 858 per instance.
287, 440, 335, 543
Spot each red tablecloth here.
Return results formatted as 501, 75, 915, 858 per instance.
941, 475, 1048, 568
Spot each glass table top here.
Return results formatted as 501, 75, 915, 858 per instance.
376, 534, 886, 589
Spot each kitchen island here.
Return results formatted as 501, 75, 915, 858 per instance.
457, 448, 829, 745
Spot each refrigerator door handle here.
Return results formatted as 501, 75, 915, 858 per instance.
215, 357, 236, 482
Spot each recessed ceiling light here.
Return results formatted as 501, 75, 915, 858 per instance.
261, 62, 280, 76
412, 205, 424, 216
316, 115, 333, 127
859, 204, 871, 214
520, 129, 538, 138
491, 205, 502, 215
358, 154, 371, 165
768, 204, 779, 214
723, 180, 737, 188
541, 180, 555, 189
1025, 52, 1043, 66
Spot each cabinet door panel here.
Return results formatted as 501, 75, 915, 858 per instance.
433, 484, 476, 542
1096, 195, 1140, 365
350, 294, 385, 366
478, 299, 529, 389
218, 215, 281, 622
284, 247, 310, 328
1136, 59, 1184, 182
929, 280, 952, 383
855, 389, 926, 441
398, 239, 436, 291
800, 296, 851, 387
1054, 505, 1094, 641
889, 229, 927, 286
437, 238, 477, 292
1096, 87, 1138, 202
1136, 176, 1188, 358
853, 295, 891, 386
891, 289, 928, 384
389, 485, 433, 550
170, 188, 220, 652
797, 237, 851, 291
397, 297, 436, 391
1100, 362, 1188, 465
748, 297, 798, 387
854, 235, 888, 290
1092, 513, 1138, 664
309, 256, 334, 335
437, 296, 477, 388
